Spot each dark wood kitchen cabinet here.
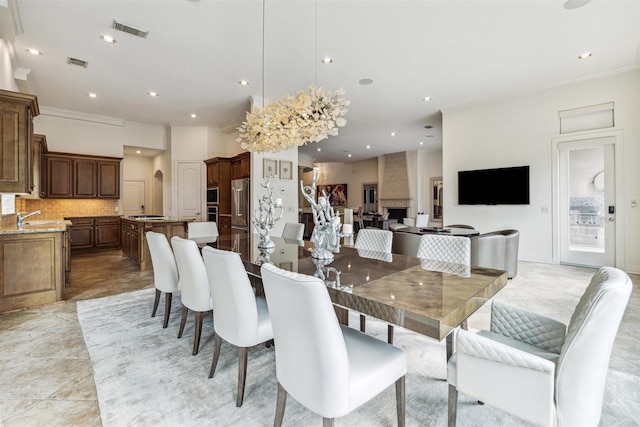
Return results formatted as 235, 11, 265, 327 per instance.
231, 152, 250, 180
0, 89, 39, 194
67, 216, 121, 251
44, 153, 121, 199
205, 157, 231, 214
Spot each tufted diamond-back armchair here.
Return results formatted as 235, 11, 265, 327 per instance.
447, 266, 632, 427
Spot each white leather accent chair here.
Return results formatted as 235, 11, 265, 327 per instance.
201, 247, 273, 407
171, 236, 213, 356
447, 266, 632, 427
146, 231, 179, 328
417, 234, 471, 277
354, 229, 394, 340
187, 221, 219, 245
281, 222, 304, 240
470, 233, 507, 271
414, 214, 429, 228
260, 263, 407, 427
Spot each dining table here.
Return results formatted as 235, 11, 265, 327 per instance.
204, 233, 508, 360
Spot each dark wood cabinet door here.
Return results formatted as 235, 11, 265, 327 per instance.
239, 154, 250, 178
70, 225, 94, 249
0, 90, 37, 194
95, 217, 121, 248
95, 224, 121, 248
97, 161, 120, 198
207, 161, 219, 187
74, 159, 97, 197
46, 156, 73, 198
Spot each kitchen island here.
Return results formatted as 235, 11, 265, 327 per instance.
0, 217, 70, 312
121, 216, 194, 270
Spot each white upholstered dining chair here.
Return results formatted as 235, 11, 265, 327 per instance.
260, 263, 407, 427
354, 228, 393, 253
447, 266, 632, 427
354, 228, 395, 340
417, 234, 471, 277
146, 231, 179, 328
171, 236, 213, 356
187, 221, 219, 245
201, 247, 273, 407
281, 222, 304, 240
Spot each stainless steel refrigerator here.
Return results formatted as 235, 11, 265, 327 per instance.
231, 178, 250, 232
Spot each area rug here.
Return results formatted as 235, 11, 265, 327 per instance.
77, 288, 639, 426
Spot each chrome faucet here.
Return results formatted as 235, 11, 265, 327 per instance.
17, 210, 41, 227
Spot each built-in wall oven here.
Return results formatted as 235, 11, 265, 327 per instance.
207, 187, 219, 205
207, 205, 218, 223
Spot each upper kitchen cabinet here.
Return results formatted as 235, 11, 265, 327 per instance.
231, 152, 250, 180
44, 152, 121, 199
0, 89, 39, 194
205, 157, 231, 188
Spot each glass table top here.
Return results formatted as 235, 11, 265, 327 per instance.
205, 233, 507, 341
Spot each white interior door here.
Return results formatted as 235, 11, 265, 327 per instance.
177, 161, 203, 221
559, 138, 615, 267
123, 180, 146, 217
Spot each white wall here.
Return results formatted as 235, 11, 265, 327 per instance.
442, 70, 640, 271
250, 148, 299, 237
122, 155, 154, 216
407, 148, 443, 219
33, 114, 166, 157
313, 158, 379, 211
0, 39, 18, 92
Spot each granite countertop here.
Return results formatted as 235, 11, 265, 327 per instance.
64, 215, 122, 219
121, 216, 195, 223
0, 219, 71, 235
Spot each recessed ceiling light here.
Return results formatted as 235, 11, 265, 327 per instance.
190, 113, 197, 118
148, 91, 158, 97
321, 57, 333, 64
578, 52, 592, 59
423, 97, 432, 101
366, 145, 371, 149
317, 148, 321, 152
135, 150, 141, 154
87, 93, 97, 98
391, 132, 396, 137
27, 48, 43, 56
359, 78, 374, 85
239, 80, 249, 86
419, 141, 424, 145
348, 154, 352, 158
100, 34, 117, 44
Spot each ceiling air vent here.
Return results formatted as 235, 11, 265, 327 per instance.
112, 20, 149, 38
67, 57, 88, 68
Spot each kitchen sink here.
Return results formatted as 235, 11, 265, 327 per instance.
24, 220, 64, 225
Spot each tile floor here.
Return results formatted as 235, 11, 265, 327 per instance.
0, 250, 638, 426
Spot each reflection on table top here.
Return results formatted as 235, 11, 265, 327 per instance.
207, 233, 507, 341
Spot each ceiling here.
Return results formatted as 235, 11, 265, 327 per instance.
4, 0, 640, 162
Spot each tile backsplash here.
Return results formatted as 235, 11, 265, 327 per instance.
15, 198, 120, 219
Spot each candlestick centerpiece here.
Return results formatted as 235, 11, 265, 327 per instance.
300, 168, 353, 261
252, 175, 283, 249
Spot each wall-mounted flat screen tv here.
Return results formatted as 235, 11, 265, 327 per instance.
458, 165, 530, 205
